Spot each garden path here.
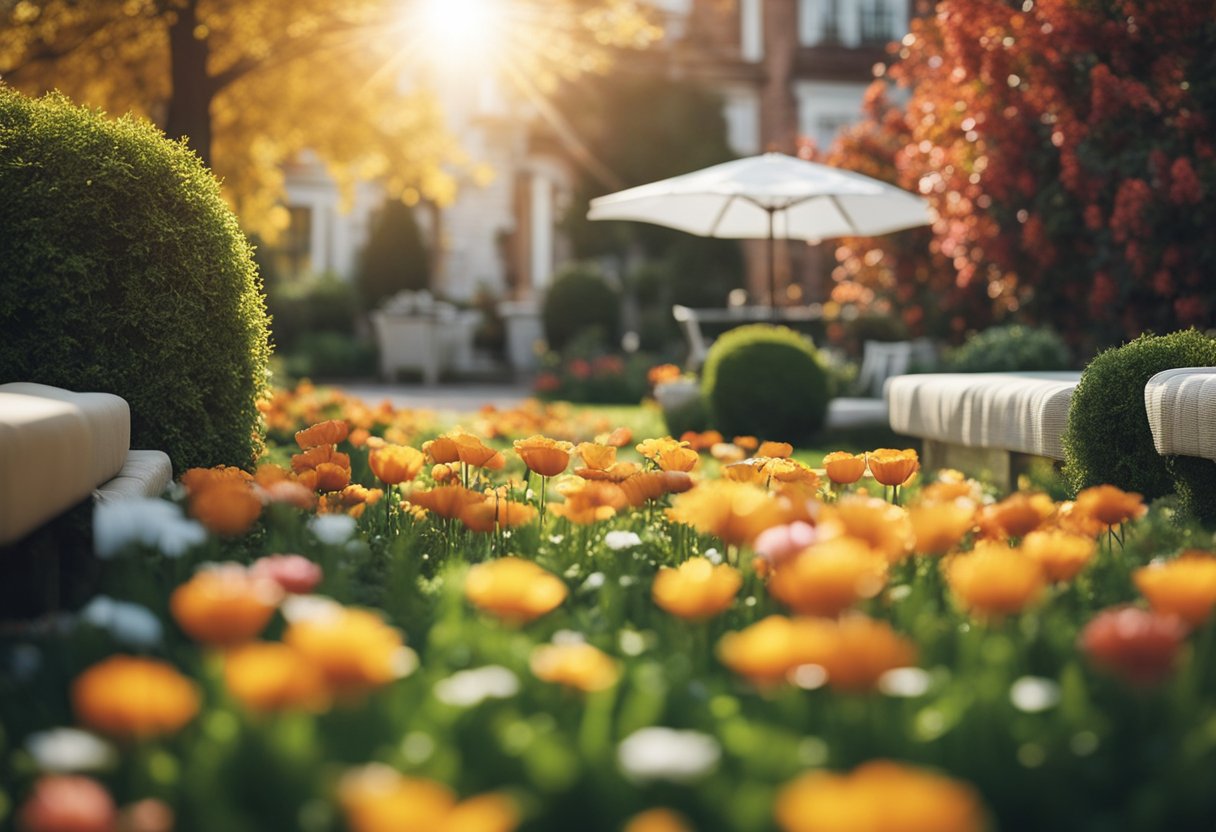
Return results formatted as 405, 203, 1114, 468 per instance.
335, 381, 533, 415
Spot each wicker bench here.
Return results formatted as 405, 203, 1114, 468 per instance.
1144, 368, 1216, 462
884, 372, 1081, 489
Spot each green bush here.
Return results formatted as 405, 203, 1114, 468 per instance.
0, 88, 270, 472
701, 324, 830, 442
1063, 329, 1216, 500
357, 199, 431, 308
948, 324, 1072, 372
265, 272, 359, 353
542, 263, 620, 352
281, 332, 377, 382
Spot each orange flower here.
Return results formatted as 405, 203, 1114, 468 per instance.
514, 435, 574, 477
72, 656, 200, 739
767, 538, 888, 617
821, 495, 914, 562
576, 442, 617, 471
619, 470, 693, 507
946, 542, 1045, 617
1081, 605, 1189, 686
339, 764, 519, 832
551, 480, 629, 523
464, 557, 568, 622
757, 441, 794, 459
908, 498, 976, 555
668, 481, 788, 547
431, 463, 455, 484
313, 462, 352, 493
655, 445, 700, 473
409, 485, 486, 519
636, 437, 691, 464
187, 478, 263, 536
577, 460, 641, 482
423, 435, 461, 464
733, 435, 759, 452
822, 451, 867, 485
599, 426, 634, 447
1134, 551, 1216, 627
976, 492, 1055, 540
223, 642, 329, 713
530, 642, 620, 692
1074, 484, 1147, 527
1055, 500, 1107, 538
460, 498, 538, 533
295, 419, 350, 449
453, 432, 506, 470
867, 448, 919, 487
284, 606, 412, 695
623, 808, 694, 832
717, 616, 836, 685
652, 557, 742, 620
1022, 529, 1097, 582
761, 458, 821, 489
170, 564, 282, 646
291, 445, 352, 475
369, 444, 426, 485
710, 443, 747, 464
818, 615, 918, 692
775, 760, 986, 832
647, 363, 682, 386
180, 465, 251, 493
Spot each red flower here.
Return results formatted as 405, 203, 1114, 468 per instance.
1080, 606, 1189, 686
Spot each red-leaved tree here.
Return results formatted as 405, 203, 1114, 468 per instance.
828, 0, 1216, 349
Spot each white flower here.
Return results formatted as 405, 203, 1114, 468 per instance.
280, 594, 344, 624
433, 666, 520, 708
703, 547, 723, 565
308, 513, 357, 545
581, 572, 606, 592
1010, 676, 1061, 713
93, 498, 204, 559
604, 530, 642, 551
26, 728, 116, 773
617, 727, 721, 783
878, 667, 932, 698
79, 596, 163, 649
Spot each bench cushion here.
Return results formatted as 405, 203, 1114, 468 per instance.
0, 384, 131, 545
95, 450, 174, 502
885, 372, 1081, 460
1144, 368, 1216, 460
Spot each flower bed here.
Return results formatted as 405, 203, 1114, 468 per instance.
3, 384, 1216, 831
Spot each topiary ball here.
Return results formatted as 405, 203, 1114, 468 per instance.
0, 89, 271, 472
541, 264, 620, 352
701, 324, 830, 442
1062, 329, 1216, 500
948, 324, 1072, 373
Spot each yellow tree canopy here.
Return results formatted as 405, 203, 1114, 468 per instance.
1, 0, 661, 236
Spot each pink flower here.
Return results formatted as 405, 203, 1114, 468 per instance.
1080, 606, 1188, 686
18, 775, 116, 832
252, 554, 323, 595
753, 522, 818, 568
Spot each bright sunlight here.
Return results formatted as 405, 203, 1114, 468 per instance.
410, 0, 507, 69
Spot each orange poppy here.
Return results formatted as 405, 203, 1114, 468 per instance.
822, 451, 867, 485
170, 564, 282, 646
188, 478, 263, 536
908, 498, 976, 555
408, 485, 485, 520
1134, 551, 1216, 627
655, 445, 700, 473
1022, 529, 1096, 582
369, 445, 426, 485
72, 656, 200, 739
284, 607, 411, 695
459, 498, 538, 533
464, 557, 568, 622
716, 616, 836, 686
820, 495, 914, 562
977, 491, 1055, 540
339, 765, 519, 832
295, 419, 350, 450
767, 537, 888, 617
946, 542, 1045, 617
514, 435, 574, 477
652, 557, 742, 620
867, 448, 919, 487
224, 642, 329, 713
1074, 484, 1147, 527
757, 441, 794, 459
818, 615, 918, 692
576, 442, 617, 471
530, 642, 620, 692
291, 445, 352, 475
668, 480, 787, 547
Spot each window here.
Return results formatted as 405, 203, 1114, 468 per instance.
860, 0, 895, 44
278, 205, 313, 278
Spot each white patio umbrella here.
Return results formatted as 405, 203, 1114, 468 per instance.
586, 152, 932, 306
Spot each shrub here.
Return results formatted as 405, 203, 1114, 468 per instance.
542, 263, 620, 352
948, 324, 1072, 372
280, 332, 377, 382
357, 200, 431, 308
701, 324, 830, 442
265, 272, 360, 353
0, 89, 270, 472
1062, 330, 1216, 500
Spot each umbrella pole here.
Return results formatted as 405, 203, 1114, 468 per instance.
767, 208, 776, 309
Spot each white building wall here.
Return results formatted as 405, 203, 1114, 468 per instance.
794, 79, 871, 152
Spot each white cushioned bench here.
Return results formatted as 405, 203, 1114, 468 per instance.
1144, 368, 1216, 461
0, 383, 172, 546
884, 371, 1081, 488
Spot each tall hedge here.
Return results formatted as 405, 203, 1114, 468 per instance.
0, 88, 271, 472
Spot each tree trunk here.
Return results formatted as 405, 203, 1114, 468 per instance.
164, 0, 214, 167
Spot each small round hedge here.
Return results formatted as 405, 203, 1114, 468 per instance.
948, 324, 1071, 373
0, 88, 271, 472
1062, 329, 1216, 501
701, 324, 830, 442
542, 263, 620, 352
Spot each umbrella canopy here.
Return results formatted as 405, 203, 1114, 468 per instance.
587, 152, 932, 304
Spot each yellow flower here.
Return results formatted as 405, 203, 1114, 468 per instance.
551, 480, 628, 524
867, 448, 919, 487
170, 564, 282, 647
716, 616, 836, 686
223, 642, 329, 713
636, 437, 690, 463
652, 557, 742, 620
1022, 529, 1097, 583
575, 442, 617, 471
908, 498, 976, 555
464, 557, 568, 623
339, 764, 519, 832
946, 542, 1045, 618
514, 435, 574, 477
72, 656, 200, 739
369, 444, 426, 485
822, 451, 867, 485
1074, 484, 1147, 527
668, 480, 787, 548
1135, 551, 1216, 627
767, 538, 887, 618
655, 445, 700, 473
775, 760, 986, 832
530, 642, 620, 692
284, 607, 411, 695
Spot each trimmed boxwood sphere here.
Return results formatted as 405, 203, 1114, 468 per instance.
0, 88, 271, 472
1062, 329, 1216, 502
542, 264, 620, 352
701, 324, 830, 442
